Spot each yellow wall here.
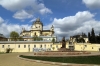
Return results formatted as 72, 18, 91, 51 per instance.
42, 32, 52, 36
1, 41, 100, 52
74, 43, 100, 51
31, 31, 40, 36
0, 42, 53, 52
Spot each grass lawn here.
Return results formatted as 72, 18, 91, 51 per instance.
20, 55, 100, 64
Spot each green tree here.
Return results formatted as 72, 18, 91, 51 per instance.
18, 37, 24, 41
33, 36, 43, 41
52, 38, 55, 44
10, 31, 19, 41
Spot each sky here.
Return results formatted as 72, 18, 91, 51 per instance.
0, 0, 100, 39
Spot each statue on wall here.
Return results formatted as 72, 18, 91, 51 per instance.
61, 37, 66, 48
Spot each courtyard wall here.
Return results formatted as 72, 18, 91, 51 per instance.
0, 41, 100, 52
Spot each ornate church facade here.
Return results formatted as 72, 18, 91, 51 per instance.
20, 18, 57, 41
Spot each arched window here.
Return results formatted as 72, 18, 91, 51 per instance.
34, 45, 36, 48
44, 44, 46, 48
2, 45, 4, 48
40, 45, 42, 48
56, 45, 58, 48
24, 45, 26, 48
8, 45, 10, 48
18, 45, 20, 48
50, 45, 52, 48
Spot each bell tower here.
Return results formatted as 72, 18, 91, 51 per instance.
50, 25, 54, 36
50, 25, 54, 31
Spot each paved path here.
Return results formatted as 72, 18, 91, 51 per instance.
0, 53, 58, 66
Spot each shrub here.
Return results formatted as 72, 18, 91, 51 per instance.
6, 48, 13, 53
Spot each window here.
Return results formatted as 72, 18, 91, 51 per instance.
40, 45, 42, 48
18, 45, 20, 48
85, 45, 87, 47
50, 45, 52, 48
44, 45, 46, 48
92, 47, 93, 49
34, 45, 36, 48
24, 45, 26, 48
2, 45, 4, 48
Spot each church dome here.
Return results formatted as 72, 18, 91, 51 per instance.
33, 18, 43, 26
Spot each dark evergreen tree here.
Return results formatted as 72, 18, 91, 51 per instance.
95, 33, 100, 44
91, 28, 96, 43
88, 32, 91, 43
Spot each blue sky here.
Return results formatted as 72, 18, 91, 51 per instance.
0, 0, 100, 39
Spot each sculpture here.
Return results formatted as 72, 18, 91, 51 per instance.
61, 37, 66, 48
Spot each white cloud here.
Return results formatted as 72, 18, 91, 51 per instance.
0, 0, 35, 11
2, 11, 100, 40
0, 17, 4, 23
13, 10, 33, 20
82, 0, 100, 9
30, 17, 36, 22
39, 3, 52, 15
43, 11, 100, 39
0, 0, 52, 20
0, 17, 31, 37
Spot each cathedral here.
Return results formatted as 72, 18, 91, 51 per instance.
20, 18, 57, 41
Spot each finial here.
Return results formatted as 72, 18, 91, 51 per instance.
36, 17, 40, 21
51, 25, 54, 28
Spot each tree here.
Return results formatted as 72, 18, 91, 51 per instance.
33, 36, 43, 41
78, 38, 85, 43
33, 36, 38, 41
95, 33, 100, 44
18, 37, 24, 41
75, 38, 79, 43
91, 28, 96, 43
88, 32, 91, 43
75, 38, 85, 43
10, 31, 19, 41
52, 38, 55, 44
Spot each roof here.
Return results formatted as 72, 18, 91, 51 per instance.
0, 34, 5, 38
71, 34, 87, 38
32, 18, 43, 26
21, 36, 56, 38
0, 41, 52, 44
42, 30, 51, 32
23, 30, 30, 32
40, 36, 56, 38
